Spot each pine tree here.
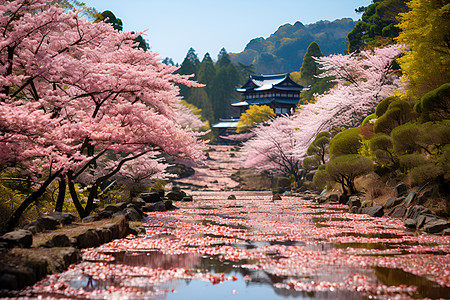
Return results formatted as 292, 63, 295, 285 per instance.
299, 41, 323, 86
176, 48, 200, 99
197, 53, 216, 96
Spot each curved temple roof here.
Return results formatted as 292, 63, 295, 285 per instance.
236, 73, 309, 93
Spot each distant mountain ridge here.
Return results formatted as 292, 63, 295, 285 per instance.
230, 18, 356, 74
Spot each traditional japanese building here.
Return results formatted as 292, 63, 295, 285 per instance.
212, 73, 309, 143
232, 73, 310, 116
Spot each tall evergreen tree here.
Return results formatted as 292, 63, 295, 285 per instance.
187, 88, 214, 123
211, 63, 241, 121
216, 48, 232, 69
176, 48, 200, 99
197, 53, 216, 96
299, 41, 323, 86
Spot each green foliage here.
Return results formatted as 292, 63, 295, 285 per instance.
299, 42, 323, 86
326, 154, 373, 194
151, 180, 167, 193
362, 113, 377, 126
312, 165, 329, 189
236, 105, 275, 133
303, 131, 331, 169
375, 95, 400, 117
373, 99, 414, 134
399, 154, 429, 172
396, 0, 450, 97
408, 163, 444, 186
390, 122, 423, 154
302, 156, 321, 170
329, 128, 362, 157
95, 10, 123, 31
414, 83, 450, 121
277, 177, 291, 188
347, 0, 408, 52
187, 88, 214, 124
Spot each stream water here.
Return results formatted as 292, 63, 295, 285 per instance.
8, 191, 450, 299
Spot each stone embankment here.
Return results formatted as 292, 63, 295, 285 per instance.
311, 183, 449, 236
0, 186, 194, 292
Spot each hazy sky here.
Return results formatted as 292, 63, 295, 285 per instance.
83, 0, 372, 64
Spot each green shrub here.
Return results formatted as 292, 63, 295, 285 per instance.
375, 95, 400, 117
362, 113, 377, 126
151, 179, 167, 193
329, 127, 362, 157
373, 100, 413, 134
415, 83, 450, 121
399, 154, 429, 172
312, 165, 328, 190
277, 177, 291, 188
302, 156, 321, 170
409, 163, 443, 186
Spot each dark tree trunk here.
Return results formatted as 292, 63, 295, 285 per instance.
5, 170, 61, 232
67, 178, 86, 219
55, 176, 66, 212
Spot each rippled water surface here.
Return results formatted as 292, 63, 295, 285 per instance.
7, 191, 450, 299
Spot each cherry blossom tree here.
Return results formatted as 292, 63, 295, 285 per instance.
0, 0, 205, 230
241, 115, 303, 181
241, 45, 403, 175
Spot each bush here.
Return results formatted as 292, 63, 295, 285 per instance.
399, 154, 429, 173
312, 165, 328, 190
414, 83, 450, 121
277, 177, 291, 188
375, 95, 400, 117
302, 156, 321, 170
391, 122, 422, 155
329, 127, 362, 157
362, 113, 377, 126
373, 100, 414, 134
409, 163, 443, 186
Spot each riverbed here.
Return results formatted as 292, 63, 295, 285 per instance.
9, 191, 450, 299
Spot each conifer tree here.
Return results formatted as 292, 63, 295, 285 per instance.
300, 41, 323, 86
176, 48, 200, 99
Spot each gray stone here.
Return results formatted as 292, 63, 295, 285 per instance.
366, 206, 384, 217
443, 228, 450, 236
316, 196, 327, 204
404, 191, 417, 207
123, 207, 142, 221
182, 196, 193, 202
388, 205, 407, 219
142, 201, 166, 212
76, 229, 100, 248
167, 191, 185, 201
339, 195, 349, 204
416, 214, 439, 229
44, 234, 71, 248
23, 221, 43, 234
164, 200, 175, 210
424, 219, 449, 234
406, 205, 430, 220
140, 192, 162, 203
47, 212, 77, 225
384, 197, 404, 209
128, 222, 146, 235
404, 218, 417, 228
327, 194, 339, 203
417, 190, 431, 205
1, 229, 33, 248
95, 228, 112, 244
37, 215, 60, 230
82, 214, 100, 223
302, 195, 313, 200
134, 198, 147, 207
395, 183, 408, 197
104, 203, 127, 213
104, 223, 120, 239
347, 196, 361, 208
97, 210, 113, 219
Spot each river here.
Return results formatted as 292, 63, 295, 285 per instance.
8, 191, 450, 299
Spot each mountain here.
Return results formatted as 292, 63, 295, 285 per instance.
229, 18, 356, 74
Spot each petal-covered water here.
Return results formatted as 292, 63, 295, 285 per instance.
8, 192, 450, 299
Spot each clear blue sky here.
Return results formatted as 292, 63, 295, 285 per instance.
83, 0, 372, 64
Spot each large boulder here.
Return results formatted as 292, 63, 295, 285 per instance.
123, 207, 142, 221
424, 219, 450, 234
404, 218, 417, 228
404, 191, 417, 207
142, 201, 167, 212
37, 215, 60, 230
395, 183, 408, 197
366, 206, 384, 217
347, 196, 361, 208
406, 205, 430, 220
1, 229, 33, 248
44, 234, 71, 248
384, 197, 404, 209
140, 192, 162, 203
104, 202, 127, 213
416, 214, 439, 229
47, 212, 77, 225
76, 229, 100, 248
167, 191, 186, 201
327, 194, 339, 203
388, 205, 407, 219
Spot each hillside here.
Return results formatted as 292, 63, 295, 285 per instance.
230, 18, 356, 74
